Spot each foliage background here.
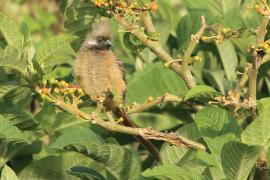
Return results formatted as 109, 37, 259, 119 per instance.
0, 0, 270, 179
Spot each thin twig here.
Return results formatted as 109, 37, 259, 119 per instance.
127, 93, 183, 114
181, 16, 207, 88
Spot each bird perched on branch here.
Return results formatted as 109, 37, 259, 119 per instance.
73, 22, 161, 162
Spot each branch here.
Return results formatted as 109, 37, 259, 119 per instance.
231, 63, 252, 100
181, 16, 207, 88
44, 95, 206, 151
249, 15, 269, 180
139, 11, 155, 32
127, 93, 183, 114
113, 13, 205, 88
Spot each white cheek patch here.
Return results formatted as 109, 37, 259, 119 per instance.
87, 39, 98, 46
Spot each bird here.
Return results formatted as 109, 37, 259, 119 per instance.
73, 22, 161, 162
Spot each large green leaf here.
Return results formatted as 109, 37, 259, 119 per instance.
2, 107, 37, 130
35, 35, 77, 69
203, 70, 225, 94
49, 127, 101, 150
0, 12, 23, 52
19, 152, 106, 180
0, 82, 21, 98
62, 0, 100, 51
203, 167, 226, 180
241, 98, 270, 146
182, 0, 241, 16
49, 136, 141, 180
1, 165, 19, 180
68, 166, 106, 180
126, 62, 188, 104
194, 106, 241, 154
221, 141, 260, 180
86, 144, 141, 180
0, 115, 28, 143
184, 85, 219, 101
216, 41, 238, 80
176, 12, 203, 50
142, 165, 200, 179
160, 123, 201, 165
0, 45, 27, 74
129, 109, 184, 131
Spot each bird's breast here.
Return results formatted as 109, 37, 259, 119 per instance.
74, 52, 126, 100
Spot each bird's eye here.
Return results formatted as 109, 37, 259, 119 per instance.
96, 37, 103, 43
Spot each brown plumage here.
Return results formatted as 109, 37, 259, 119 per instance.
73, 22, 161, 162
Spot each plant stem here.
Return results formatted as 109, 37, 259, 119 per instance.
249, 16, 269, 180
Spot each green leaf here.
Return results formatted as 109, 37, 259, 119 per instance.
204, 70, 225, 94
216, 41, 238, 80
130, 110, 183, 131
1, 165, 19, 180
203, 167, 226, 180
85, 144, 141, 180
142, 165, 199, 179
146, 32, 160, 41
19, 152, 106, 180
241, 98, 270, 146
194, 106, 241, 154
221, 141, 260, 180
62, 0, 100, 51
69, 166, 106, 180
0, 115, 28, 143
160, 123, 201, 165
182, 0, 241, 16
0, 82, 21, 98
49, 127, 101, 150
123, 32, 145, 53
0, 45, 27, 74
2, 107, 37, 130
0, 12, 23, 52
184, 85, 219, 101
35, 35, 77, 69
176, 12, 202, 50
126, 62, 188, 104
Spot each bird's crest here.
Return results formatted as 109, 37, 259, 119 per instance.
88, 22, 111, 39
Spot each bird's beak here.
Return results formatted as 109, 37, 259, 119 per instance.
105, 40, 113, 48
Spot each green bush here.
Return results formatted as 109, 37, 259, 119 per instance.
0, 0, 270, 179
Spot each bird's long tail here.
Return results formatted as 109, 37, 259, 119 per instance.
113, 107, 161, 162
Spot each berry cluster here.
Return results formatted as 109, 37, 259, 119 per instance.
39, 79, 84, 101
201, 26, 254, 44
94, 0, 158, 15
253, 2, 270, 16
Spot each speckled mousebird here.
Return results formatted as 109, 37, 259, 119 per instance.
73, 22, 161, 162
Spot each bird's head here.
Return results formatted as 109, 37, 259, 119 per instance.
82, 22, 112, 51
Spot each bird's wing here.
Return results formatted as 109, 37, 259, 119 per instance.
115, 59, 127, 99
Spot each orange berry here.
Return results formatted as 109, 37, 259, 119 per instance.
42, 87, 49, 94
95, 1, 102, 7
151, 2, 158, 11
116, 2, 124, 8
